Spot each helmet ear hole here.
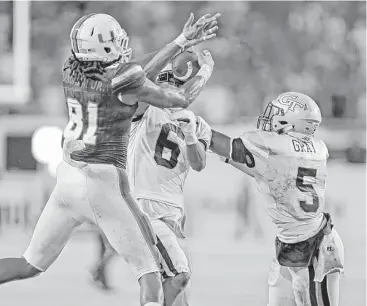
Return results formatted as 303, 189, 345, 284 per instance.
104, 47, 111, 54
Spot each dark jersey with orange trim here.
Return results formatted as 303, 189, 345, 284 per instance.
62, 57, 146, 169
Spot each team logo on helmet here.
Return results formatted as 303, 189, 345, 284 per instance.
277, 93, 305, 112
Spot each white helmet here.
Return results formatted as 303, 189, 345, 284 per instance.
70, 13, 132, 63
257, 92, 322, 136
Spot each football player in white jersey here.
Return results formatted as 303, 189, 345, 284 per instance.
90, 49, 212, 303
210, 92, 345, 306
127, 61, 212, 306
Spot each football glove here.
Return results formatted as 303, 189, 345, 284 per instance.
170, 109, 198, 145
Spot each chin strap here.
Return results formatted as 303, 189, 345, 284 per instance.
288, 131, 313, 142
277, 124, 294, 135
71, 49, 122, 68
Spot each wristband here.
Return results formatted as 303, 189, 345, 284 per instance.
184, 133, 198, 146
197, 64, 212, 82
174, 34, 189, 49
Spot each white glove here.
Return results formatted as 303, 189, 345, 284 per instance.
170, 109, 198, 145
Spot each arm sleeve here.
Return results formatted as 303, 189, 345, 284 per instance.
231, 131, 269, 168
111, 63, 147, 94
231, 138, 248, 163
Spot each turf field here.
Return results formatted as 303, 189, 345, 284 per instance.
0, 159, 365, 306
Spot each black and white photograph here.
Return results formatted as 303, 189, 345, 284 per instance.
0, 1, 365, 305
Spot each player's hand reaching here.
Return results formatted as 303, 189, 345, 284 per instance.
170, 109, 198, 145
194, 48, 214, 71
175, 13, 221, 49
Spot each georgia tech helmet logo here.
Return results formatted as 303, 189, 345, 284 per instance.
277, 93, 305, 112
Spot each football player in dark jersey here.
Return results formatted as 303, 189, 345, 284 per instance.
0, 12, 219, 306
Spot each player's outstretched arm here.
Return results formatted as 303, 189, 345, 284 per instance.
186, 138, 207, 172
132, 80, 181, 119
210, 129, 233, 158
210, 129, 256, 177
144, 12, 220, 81
171, 110, 210, 171
120, 50, 214, 109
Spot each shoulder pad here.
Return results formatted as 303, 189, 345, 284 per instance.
111, 62, 146, 94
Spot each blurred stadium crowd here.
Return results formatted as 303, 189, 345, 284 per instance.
0, 1, 364, 234
0, 1, 365, 123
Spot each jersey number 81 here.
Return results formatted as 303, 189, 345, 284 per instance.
63, 98, 98, 145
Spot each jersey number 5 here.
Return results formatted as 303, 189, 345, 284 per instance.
154, 123, 184, 169
63, 98, 98, 145
296, 167, 319, 213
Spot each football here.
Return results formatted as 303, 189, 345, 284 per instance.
172, 50, 201, 82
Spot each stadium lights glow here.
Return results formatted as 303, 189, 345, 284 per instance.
32, 126, 63, 176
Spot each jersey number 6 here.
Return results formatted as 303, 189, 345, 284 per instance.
63, 98, 98, 145
296, 167, 319, 213
154, 123, 184, 169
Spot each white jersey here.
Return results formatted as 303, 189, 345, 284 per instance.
236, 130, 328, 243
128, 106, 211, 208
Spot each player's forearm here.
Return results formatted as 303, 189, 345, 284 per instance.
186, 141, 206, 172
144, 42, 181, 81
129, 64, 211, 109
210, 129, 232, 158
210, 130, 254, 166
143, 67, 211, 109
170, 64, 212, 108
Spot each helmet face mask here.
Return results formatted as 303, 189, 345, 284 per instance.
157, 64, 184, 113
156, 63, 184, 88
111, 29, 132, 63
257, 102, 285, 132
70, 14, 132, 64
257, 92, 322, 137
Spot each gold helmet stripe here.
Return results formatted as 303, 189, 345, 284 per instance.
70, 13, 97, 53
